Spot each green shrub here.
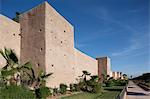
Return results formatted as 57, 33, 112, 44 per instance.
105, 79, 128, 87
70, 84, 76, 92
93, 83, 103, 93
74, 84, 81, 91
70, 84, 74, 92
106, 80, 114, 87
0, 85, 35, 99
87, 81, 102, 93
77, 75, 103, 93
53, 87, 59, 95
0, 79, 6, 88
78, 81, 87, 91
70, 83, 81, 92
35, 86, 51, 99
113, 80, 128, 86
60, 84, 67, 94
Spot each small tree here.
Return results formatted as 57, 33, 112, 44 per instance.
0, 48, 52, 99
80, 70, 91, 82
59, 83, 67, 94
78, 70, 91, 91
0, 48, 32, 85
87, 75, 102, 93
123, 74, 128, 80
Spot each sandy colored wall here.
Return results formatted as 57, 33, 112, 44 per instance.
74, 48, 98, 81
0, 15, 20, 68
44, 2, 75, 88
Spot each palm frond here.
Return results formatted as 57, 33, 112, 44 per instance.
0, 49, 8, 61
1, 68, 17, 77
31, 68, 36, 79
41, 73, 53, 79
4, 48, 11, 60
21, 62, 32, 70
9, 49, 18, 63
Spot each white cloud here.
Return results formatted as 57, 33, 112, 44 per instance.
111, 33, 149, 57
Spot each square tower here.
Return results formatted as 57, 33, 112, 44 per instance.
20, 2, 75, 87
96, 57, 111, 81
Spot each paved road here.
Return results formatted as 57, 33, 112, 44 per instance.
126, 81, 150, 99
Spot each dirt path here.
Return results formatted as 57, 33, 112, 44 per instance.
126, 81, 150, 99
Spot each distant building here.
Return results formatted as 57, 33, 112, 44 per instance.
112, 71, 123, 80
96, 57, 111, 81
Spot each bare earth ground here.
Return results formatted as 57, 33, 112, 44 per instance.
127, 81, 150, 99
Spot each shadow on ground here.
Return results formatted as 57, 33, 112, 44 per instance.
128, 87, 134, 88
127, 92, 146, 96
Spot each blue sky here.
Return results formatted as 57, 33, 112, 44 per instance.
1, 0, 149, 76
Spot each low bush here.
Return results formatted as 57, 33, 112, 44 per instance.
60, 83, 67, 94
78, 81, 87, 91
77, 75, 102, 93
74, 84, 81, 91
93, 83, 103, 93
105, 79, 128, 87
0, 85, 35, 99
106, 80, 114, 87
87, 80, 102, 93
70, 84, 74, 92
53, 87, 59, 95
113, 80, 128, 86
35, 86, 51, 99
69, 83, 82, 92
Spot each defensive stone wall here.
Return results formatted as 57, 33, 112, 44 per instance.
0, 15, 20, 68
0, 2, 115, 88
74, 48, 98, 81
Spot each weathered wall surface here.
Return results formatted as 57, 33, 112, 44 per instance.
0, 15, 20, 68
20, 3, 46, 76
74, 48, 98, 81
45, 2, 75, 88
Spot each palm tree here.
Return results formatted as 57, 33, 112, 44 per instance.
0, 48, 33, 85
0, 47, 53, 99
90, 75, 99, 82
101, 68, 108, 83
0, 48, 18, 69
35, 71, 53, 88
123, 74, 128, 80
80, 70, 91, 82
0, 48, 19, 85
24, 69, 52, 90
